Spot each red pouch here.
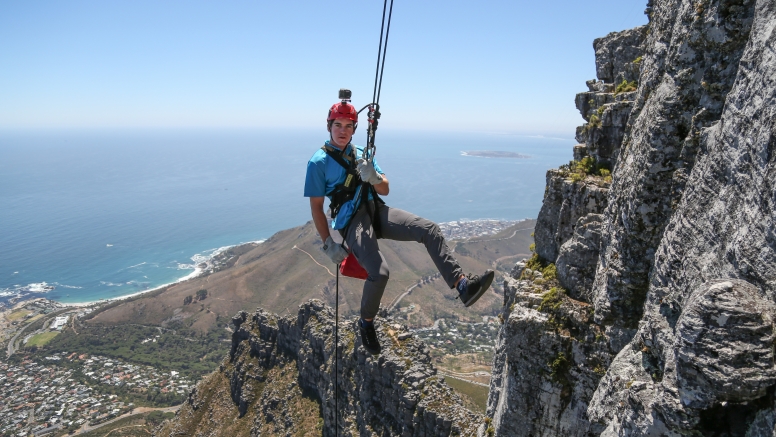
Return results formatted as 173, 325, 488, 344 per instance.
340, 253, 368, 279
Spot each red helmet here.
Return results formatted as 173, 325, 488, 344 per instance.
327, 102, 358, 123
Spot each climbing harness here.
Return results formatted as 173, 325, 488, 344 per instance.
321, 143, 361, 229
333, 0, 395, 434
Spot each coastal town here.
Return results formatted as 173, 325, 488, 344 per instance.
0, 353, 191, 436
1, 299, 194, 436
412, 316, 501, 358
438, 218, 528, 241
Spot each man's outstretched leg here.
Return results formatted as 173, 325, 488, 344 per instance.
378, 205, 494, 306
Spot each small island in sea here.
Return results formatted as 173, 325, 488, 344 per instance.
462, 150, 530, 159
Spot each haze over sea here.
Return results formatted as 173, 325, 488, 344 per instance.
0, 128, 571, 306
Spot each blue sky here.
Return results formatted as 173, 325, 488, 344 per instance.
0, 1, 648, 136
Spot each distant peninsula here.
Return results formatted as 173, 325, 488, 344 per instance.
462, 150, 530, 159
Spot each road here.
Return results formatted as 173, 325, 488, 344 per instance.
6, 321, 29, 357
388, 282, 420, 311
6, 309, 75, 358
388, 274, 443, 311
74, 405, 181, 435
438, 372, 491, 388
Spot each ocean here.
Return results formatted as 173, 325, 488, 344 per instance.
0, 128, 573, 306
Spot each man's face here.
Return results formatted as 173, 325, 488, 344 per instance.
329, 118, 355, 148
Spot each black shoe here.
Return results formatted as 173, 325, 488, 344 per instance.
458, 270, 495, 307
357, 320, 381, 355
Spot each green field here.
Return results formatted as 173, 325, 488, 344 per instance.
26, 331, 59, 347
444, 376, 489, 413
7, 309, 31, 322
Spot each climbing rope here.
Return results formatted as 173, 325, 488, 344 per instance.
359, 0, 395, 161
335, 264, 340, 435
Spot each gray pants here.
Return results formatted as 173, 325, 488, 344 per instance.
340, 203, 463, 319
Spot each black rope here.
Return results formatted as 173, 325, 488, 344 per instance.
375, 0, 394, 106
371, 0, 389, 105
366, 0, 395, 160
335, 263, 339, 436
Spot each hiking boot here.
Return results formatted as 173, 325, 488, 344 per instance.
357, 319, 381, 355
458, 270, 495, 307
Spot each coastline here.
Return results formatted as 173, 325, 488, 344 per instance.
4, 217, 531, 310
65, 239, 264, 307
4, 240, 264, 309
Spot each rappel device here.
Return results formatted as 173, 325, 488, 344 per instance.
333, 1, 395, 435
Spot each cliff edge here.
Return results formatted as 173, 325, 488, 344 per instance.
157, 300, 483, 436
485, 0, 776, 435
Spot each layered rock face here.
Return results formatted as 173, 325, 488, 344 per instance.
158, 300, 483, 437
590, 0, 776, 433
592, 0, 757, 329
486, 0, 776, 435
485, 264, 612, 436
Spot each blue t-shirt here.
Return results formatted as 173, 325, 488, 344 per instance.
304, 141, 384, 199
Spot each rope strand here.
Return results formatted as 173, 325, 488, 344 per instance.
366, 0, 395, 160
376, 0, 394, 105
335, 264, 339, 436
371, 0, 389, 105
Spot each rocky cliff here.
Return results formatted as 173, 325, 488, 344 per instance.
485, 0, 776, 435
157, 300, 483, 436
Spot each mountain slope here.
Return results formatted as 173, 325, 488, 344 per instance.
87, 220, 534, 332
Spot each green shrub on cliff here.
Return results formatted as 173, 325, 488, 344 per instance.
549, 351, 571, 383
615, 79, 638, 94
524, 253, 543, 271
541, 264, 557, 281
559, 157, 612, 184
586, 114, 602, 131
538, 287, 566, 313
577, 156, 596, 174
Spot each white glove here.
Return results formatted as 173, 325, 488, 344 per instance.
321, 236, 348, 265
357, 158, 384, 185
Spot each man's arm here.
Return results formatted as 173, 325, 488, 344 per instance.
374, 174, 389, 196
309, 197, 330, 243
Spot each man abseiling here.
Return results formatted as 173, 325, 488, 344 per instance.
304, 99, 494, 355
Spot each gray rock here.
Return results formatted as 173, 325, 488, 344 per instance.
674, 280, 776, 410
510, 260, 527, 280
556, 214, 603, 303
485, 278, 611, 436
491, 0, 775, 435
593, 26, 647, 84
590, 0, 776, 433
227, 300, 482, 436
573, 144, 589, 161
591, 0, 757, 329
535, 172, 609, 262
590, 280, 776, 435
